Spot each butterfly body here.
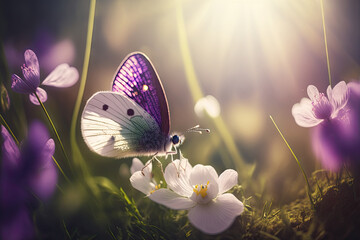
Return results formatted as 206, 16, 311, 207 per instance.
81, 53, 181, 159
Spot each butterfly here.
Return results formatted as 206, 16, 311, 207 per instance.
81, 52, 208, 159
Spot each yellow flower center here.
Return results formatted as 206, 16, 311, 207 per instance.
150, 184, 161, 194
193, 181, 210, 198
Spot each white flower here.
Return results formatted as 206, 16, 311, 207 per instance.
194, 95, 221, 118
129, 158, 160, 195
148, 159, 244, 235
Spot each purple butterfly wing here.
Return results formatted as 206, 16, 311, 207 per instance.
112, 52, 170, 135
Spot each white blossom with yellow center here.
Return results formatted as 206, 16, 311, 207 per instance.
147, 159, 244, 235
129, 158, 159, 195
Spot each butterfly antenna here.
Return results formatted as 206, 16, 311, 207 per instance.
185, 125, 210, 134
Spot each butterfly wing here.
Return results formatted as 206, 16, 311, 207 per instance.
112, 52, 170, 135
81, 91, 164, 158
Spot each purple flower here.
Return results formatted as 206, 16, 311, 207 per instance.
292, 81, 349, 127
11, 49, 79, 105
311, 118, 348, 171
338, 81, 360, 169
1, 121, 57, 240
291, 81, 360, 171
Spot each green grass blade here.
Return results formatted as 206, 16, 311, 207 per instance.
270, 115, 314, 209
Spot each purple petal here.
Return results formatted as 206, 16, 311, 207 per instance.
11, 74, 36, 94
188, 193, 244, 235
312, 95, 333, 120
292, 98, 322, 127
29, 87, 47, 105
1, 126, 20, 173
42, 63, 79, 88
0, 178, 28, 211
311, 120, 345, 171
1, 127, 26, 208
21, 122, 57, 200
29, 139, 57, 201
347, 81, 360, 98
24, 49, 39, 75
307, 85, 319, 101
327, 81, 349, 115
27, 121, 50, 148
0, 206, 34, 240
21, 65, 40, 88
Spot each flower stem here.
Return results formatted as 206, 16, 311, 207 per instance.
35, 93, 72, 174
70, 0, 96, 177
269, 115, 315, 209
1, 112, 70, 183
320, 0, 332, 87
52, 155, 71, 183
0, 113, 19, 144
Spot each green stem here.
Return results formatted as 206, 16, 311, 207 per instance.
270, 115, 315, 209
52, 156, 71, 183
175, 0, 248, 174
1, 112, 70, 183
35, 93, 72, 173
0, 113, 19, 144
320, 0, 332, 87
70, 0, 96, 176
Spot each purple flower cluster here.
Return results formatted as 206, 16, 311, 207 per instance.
292, 81, 360, 171
1, 121, 57, 240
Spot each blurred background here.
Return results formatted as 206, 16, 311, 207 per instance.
1, 0, 360, 205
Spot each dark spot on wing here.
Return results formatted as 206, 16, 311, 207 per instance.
103, 104, 109, 111
127, 108, 134, 116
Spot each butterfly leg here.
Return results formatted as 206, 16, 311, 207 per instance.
141, 152, 158, 176
169, 147, 187, 177
178, 150, 187, 172
153, 156, 164, 176
167, 146, 181, 177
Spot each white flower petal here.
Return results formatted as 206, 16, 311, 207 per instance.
307, 85, 319, 101
292, 98, 322, 127
29, 87, 48, 105
328, 81, 349, 113
130, 171, 153, 195
130, 158, 152, 177
149, 188, 196, 210
130, 158, 144, 174
188, 193, 244, 235
189, 164, 218, 187
164, 159, 193, 197
218, 169, 238, 194
42, 63, 79, 88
